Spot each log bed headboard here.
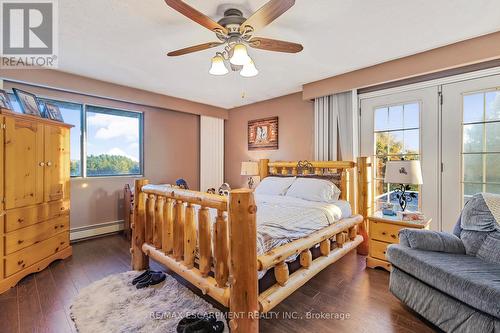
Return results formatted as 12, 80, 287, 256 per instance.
258, 157, 371, 219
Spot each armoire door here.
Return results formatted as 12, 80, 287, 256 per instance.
44, 124, 70, 202
5, 116, 44, 209
441, 74, 500, 231
360, 87, 440, 230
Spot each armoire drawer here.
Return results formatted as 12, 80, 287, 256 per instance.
5, 204, 47, 233
5, 215, 69, 255
5, 200, 69, 233
4, 232, 69, 277
47, 200, 70, 220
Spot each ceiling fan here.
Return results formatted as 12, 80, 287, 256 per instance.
164, 0, 303, 77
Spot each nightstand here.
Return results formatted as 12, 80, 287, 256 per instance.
366, 211, 431, 271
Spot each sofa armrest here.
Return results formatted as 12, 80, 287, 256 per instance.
399, 229, 466, 254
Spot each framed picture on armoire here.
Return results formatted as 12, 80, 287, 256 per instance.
248, 116, 278, 150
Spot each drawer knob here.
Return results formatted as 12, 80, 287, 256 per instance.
46, 161, 52, 167
54, 225, 59, 229
382, 232, 387, 235
60, 207, 65, 211
60, 241, 65, 245
17, 260, 24, 265
18, 240, 24, 244
18, 218, 24, 223
391, 234, 397, 239
39, 162, 45, 167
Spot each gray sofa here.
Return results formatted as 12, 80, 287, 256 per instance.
386, 193, 500, 333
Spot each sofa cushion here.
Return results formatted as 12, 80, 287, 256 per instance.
387, 244, 500, 319
477, 232, 500, 264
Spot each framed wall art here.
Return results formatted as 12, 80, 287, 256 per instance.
248, 116, 278, 150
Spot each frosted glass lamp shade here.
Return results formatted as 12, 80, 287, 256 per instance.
241, 161, 259, 176
384, 160, 423, 185
209, 55, 228, 75
230, 44, 251, 66
240, 60, 258, 77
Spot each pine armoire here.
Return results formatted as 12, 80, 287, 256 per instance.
0, 108, 72, 294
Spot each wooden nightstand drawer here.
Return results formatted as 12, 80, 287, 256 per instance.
370, 221, 401, 243
5, 204, 47, 233
369, 240, 390, 261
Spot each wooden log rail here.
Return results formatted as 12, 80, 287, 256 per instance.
131, 183, 231, 306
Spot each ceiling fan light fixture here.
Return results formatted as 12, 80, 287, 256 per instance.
209, 54, 229, 75
230, 43, 251, 66
240, 59, 258, 77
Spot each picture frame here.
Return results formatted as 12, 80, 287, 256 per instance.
248, 116, 279, 150
12, 88, 42, 117
45, 102, 64, 122
0, 89, 13, 110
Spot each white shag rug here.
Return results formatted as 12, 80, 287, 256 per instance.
70, 271, 228, 333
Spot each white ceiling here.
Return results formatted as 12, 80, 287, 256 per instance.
59, 0, 500, 109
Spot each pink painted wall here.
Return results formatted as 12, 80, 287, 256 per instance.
225, 92, 314, 188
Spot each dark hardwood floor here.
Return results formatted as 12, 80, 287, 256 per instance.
0, 234, 437, 333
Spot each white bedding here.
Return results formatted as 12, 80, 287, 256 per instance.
253, 194, 351, 258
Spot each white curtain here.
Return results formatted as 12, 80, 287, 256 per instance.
314, 96, 337, 160
314, 91, 355, 160
200, 116, 224, 192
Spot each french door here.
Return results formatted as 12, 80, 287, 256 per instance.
360, 87, 440, 230
441, 74, 500, 230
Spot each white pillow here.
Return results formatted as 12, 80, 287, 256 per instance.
255, 177, 296, 196
286, 178, 341, 202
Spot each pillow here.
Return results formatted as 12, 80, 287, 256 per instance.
285, 178, 341, 202
254, 176, 296, 196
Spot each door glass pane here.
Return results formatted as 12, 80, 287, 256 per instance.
387, 105, 403, 130
404, 129, 419, 154
387, 131, 404, 155
463, 154, 483, 182
374, 107, 388, 131
485, 154, 500, 183
485, 183, 500, 195
485, 122, 500, 152
464, 183, 482, 196
485, 91, 500, 121
463, 124, 484, 153
403, 103, 419, 128
463, 93, 484, 123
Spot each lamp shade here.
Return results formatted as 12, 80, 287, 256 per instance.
209, 55, 228, 75
384, 160, 423, 185
230, 44, 251, 66
241, 161, 259, 176
240, 59, 258, 77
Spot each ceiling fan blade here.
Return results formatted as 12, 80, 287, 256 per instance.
249, 37, 303, 53
164, 0, 227, 34
167, 42, 223, 56
240, 0, 295, 33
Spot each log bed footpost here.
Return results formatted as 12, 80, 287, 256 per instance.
131, 179, 149, 270
228, 189, 259, 333
356, 156, 371, 255
300, 250, 312, 269
275, 261, 289, 286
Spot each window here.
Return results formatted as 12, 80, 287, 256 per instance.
374, 102, 420, 211
462, 90, 500, 202
86, 106, 143, 176
6, 92, 143, 177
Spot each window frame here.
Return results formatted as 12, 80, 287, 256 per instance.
6, 91, 144, 178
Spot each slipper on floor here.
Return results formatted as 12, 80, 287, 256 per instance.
136, 272, 166, 289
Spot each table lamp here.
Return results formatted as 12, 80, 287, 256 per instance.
384, 160, 423, 211
241, 161, 259, 189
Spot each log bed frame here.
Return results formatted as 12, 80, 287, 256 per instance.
131, 157, 372, 332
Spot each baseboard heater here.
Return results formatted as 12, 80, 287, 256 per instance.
70, 220, 124, 242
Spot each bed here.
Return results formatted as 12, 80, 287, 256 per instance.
131, 157, 372, 332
